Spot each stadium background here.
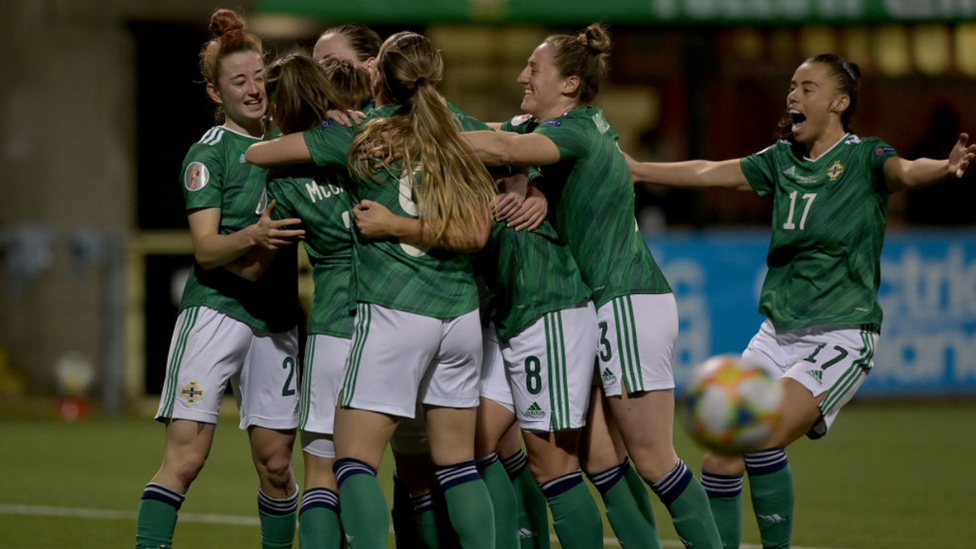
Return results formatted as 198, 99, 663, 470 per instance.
0, 1, 974, 548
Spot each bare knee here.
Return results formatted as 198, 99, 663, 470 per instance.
702, 452, 745, 476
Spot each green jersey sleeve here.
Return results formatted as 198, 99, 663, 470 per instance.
741, 141, 789, 197
303, 120, 356, 168
533, 117, 590, 161
181, 141, 225, 211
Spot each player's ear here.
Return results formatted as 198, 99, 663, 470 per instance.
562, 75, 580, 96
831, 94, 849, 116
206, 82, 223, 105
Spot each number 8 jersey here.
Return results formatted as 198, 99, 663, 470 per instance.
740, 134, 898, 332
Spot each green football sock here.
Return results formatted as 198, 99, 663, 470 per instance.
745, 449, 793, 549
435, 461, 495, 549
651, 461, 722, 549
622, 459, 657, 527
411, 492, 446, 549
335, 459, 389, 549
299, 488, 342, 549
502, 451, 551, 549
589, 460, 662, 549
258, 486, 299, 549
701, 472, 744, 549
478, 455, 520, 549
135, 483, 184, 549
540, 472, 603, 549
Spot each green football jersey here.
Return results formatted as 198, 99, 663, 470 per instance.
740, 134, 897, 331
178, 126, 298, 333
505, 108, 672, 308
302, 105, 485, 319
476, 219, 591, 342
267, 164, 355, 338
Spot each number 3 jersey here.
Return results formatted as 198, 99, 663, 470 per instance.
740, 134, 898, 332
179, 126, 298, 333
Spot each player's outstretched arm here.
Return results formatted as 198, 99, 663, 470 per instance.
884, 133, 976, 193
464, 131, 561, 168
625, 153, 752, 191
245, 133, 313, 168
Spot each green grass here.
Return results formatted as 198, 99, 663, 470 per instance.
1, 400, 974, 548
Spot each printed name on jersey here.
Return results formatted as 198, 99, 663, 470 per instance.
874, 146, 896, 156
184, 162, 210, 192
509, 113, 533, 126
591, 112, 610, 133
826, 161, 845, 181
542, 119, 563, 127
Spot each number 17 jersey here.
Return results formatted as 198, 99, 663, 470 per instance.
740, 134, 897, 332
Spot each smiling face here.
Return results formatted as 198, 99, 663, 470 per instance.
207, 50, 266, 135
787, 61, 849, 152
517, 42, 577, 121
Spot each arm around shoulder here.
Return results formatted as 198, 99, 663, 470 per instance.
464, 131, 561, 168
245, 133, 312, 168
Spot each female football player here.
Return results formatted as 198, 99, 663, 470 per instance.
246, 31, 499, 549
626, 53, 976, 549
135, 9, 305, 549
464, 23, 724, 549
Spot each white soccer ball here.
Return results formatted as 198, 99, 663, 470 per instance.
682, 355, 783, 454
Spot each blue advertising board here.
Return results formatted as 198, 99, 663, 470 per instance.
649, 231, 976, 396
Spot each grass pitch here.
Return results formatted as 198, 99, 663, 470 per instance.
1, 399, 973, 549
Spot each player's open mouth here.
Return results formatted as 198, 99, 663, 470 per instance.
789, 109, 806, 133
244, 99, 263, 109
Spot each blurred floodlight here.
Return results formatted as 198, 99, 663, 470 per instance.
874, 25, 910, 77
800, 26, 837, 58
956, 24, 976, 77
913, 25, 950, 76
251, 14, 321, 39
841, 27, 872, 68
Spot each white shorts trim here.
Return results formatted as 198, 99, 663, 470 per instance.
596, 294, 677, 397
479, 323, 514, 413
299, 334, 350, 436
502, 301, 597, 431
743, 319, 878, 438
342, 304, 482, 417
156, 306, 300, 430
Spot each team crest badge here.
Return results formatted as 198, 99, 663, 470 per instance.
181, 381, 203, 404
184, 162, 209, 191
826, 161, 844, 181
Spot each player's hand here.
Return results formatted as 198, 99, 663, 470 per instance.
948, 133, 976, 178
507, 185, 548, 231
495, 173, 528, 221
353, 200, 398, 239
253, 199, 305, 249
327, 109, 367, 127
